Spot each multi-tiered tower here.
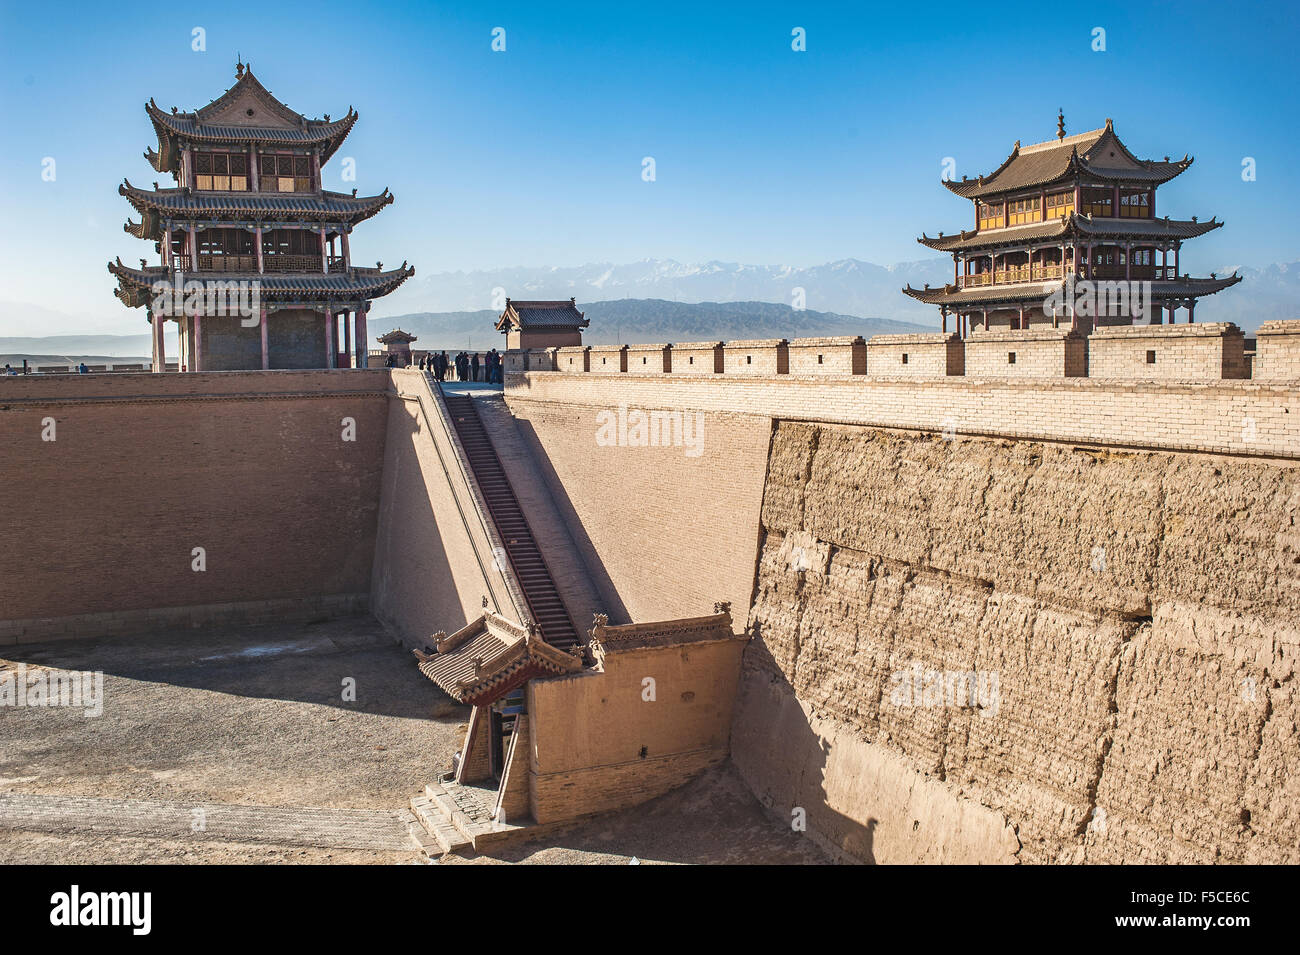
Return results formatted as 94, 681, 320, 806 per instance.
903, 115, 1239, 335
109, 62, 413, 371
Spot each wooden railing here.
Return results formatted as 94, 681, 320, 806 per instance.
959, 263, 1065, 288
167, 254, 348, 274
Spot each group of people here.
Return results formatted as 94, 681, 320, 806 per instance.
419, 348, 503, 383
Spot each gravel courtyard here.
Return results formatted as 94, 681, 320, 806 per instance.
0, 616, 826, 865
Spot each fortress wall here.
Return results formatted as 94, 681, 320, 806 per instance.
504, 371, 1300, 459
964, 328, 1088, 378
1089, 323, 1247, 380
500, 394, 772, 623
787, 337, 865, 376
370, 369, 519, 649
504, 370, 1300, 863
723, 339, 788, 376
0, 370, 389, 643
672, 342, 724, 375
866, 333, 964, 377
627, 344, 671, 374
738, 422, 1300, 864
1255, 320, 1300, 381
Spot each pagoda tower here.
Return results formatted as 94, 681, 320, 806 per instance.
108, 62, 413, 371
903, 115, 1240, 336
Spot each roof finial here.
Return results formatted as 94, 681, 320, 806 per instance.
236, 54, 244, 78
1057, 108, 1065, 141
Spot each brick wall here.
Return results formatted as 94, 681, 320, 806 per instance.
964, 328, 1087, 378
1255, 320, 1300, 381
626, 344, 671, 374
723, 339, 789, 376
556, 346, 590, 373
371, 370, 521, 649
588, 344, 627, 374
0, 370, 388, 633
527, 636, 746, 824
504, 371, 1300, 460
867, 333, 964, 377
503, 394, 773, 621
787, 337, 865, 376
671, 341, 724, 375
1090, 322, 1248, 380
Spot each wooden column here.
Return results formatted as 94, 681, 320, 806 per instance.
1174, 242, 1180, 276
1187, 300, 1195, 324
356, 308, 368, 367
1018, 303, 1025, 330
320, 228, 329, 274
158, 315, 167, 372
940, 308, 947, 334
163, 226, 173, 268
255, 226, 264, 273
188, 225, 198, 271
260, 306, 269, 370
343, 309, 352, 367
193, 315, 202, 372
324, 310, 335, 369
249, 147, 259, 191
1125, 242, 1132, 280
312, 150, 322, 189
342, 230, 351, 269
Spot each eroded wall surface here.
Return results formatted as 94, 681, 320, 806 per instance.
736, 422, 1300, 864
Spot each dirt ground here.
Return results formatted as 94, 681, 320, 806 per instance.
0, 616, 827, 865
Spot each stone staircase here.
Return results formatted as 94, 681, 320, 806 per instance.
409, 780, 533, 856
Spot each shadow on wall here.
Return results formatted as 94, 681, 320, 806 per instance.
371, 399, 483, 646
508, 415, 631, 625
733, 629, 879, 864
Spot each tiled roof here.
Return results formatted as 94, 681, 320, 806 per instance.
495, 299, 589, 332
119, 181, 393, 240
144, 70, 357, 173
414, 611, 582, 707
589, 608, 740, 653
918, 215, 1223, 251
943, 121, 1191, 199
107, 258, 414, 308
902, 273, 1242, 306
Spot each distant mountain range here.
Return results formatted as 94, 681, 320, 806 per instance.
3, 256, 1296, 349
384, 299, 928, 351
373, 257, 1300, 334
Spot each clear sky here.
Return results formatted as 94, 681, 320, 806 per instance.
1, 0, 1297, 332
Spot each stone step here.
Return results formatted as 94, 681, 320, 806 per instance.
408, 793, 470, 855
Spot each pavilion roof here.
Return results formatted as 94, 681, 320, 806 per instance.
377, 329, 417, 343
120, 181, 394, 240
495, 298, 589, 332
107, 258, 414, 309
918, 215, 1224, 251
414, 611, 583, 707
942, 120, 1191, 200
145, 68, 357, 174
901, 273, 1243, 307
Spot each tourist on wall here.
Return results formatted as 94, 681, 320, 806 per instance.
471, 352, 481, 381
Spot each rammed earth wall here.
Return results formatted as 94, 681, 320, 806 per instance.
502, 368, 1300, 863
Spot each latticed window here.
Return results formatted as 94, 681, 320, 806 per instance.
1046, 191, 1074, 219
1081, 187, 1113, 217
194, 151, 248, 191
977, 202, 1003, 230
1119, 189, 1151, 218
259, 154, 312, 192
1007, 197, 1043, 226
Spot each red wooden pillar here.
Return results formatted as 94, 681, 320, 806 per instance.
255, 226, 264, 273
324, 310, 335, 369
343, 309, 352, 367
249, 146, 260, 191
356, 308, 368, 368
188, 225, 198, 271
193, 315, 202, 372
320, 228, 329, 274
260, 306, 269, 370
341, 230, 351, 269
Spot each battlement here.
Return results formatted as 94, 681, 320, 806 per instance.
506, 319, 1300, 386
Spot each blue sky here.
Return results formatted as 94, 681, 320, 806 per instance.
1, 0, 1297, 332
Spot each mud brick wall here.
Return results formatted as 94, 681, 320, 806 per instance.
964, 329, 1087, 378
1254, 320, 1300, 381
527, 638, 745, 823
671, 342, 724, 375
723, 339, 788, 376
627, 344, 671, 374
787, 337, 865, 376
866, 333, 963, 377
0, 370, 388, 633
1090, 323, 1247, 380
733, 421, 1300, 864
556, 346, 590, 373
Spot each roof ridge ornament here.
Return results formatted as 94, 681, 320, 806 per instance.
236, 54, 244, 78
1057, 109, 1065, 141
